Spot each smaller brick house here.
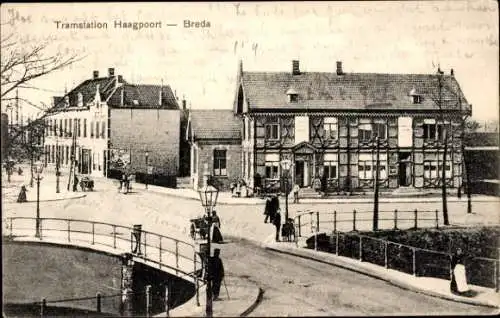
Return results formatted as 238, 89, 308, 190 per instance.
186, 109, 241, 191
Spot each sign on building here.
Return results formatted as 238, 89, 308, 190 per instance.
398, 117, 413, 147
109, 148, 130, 170
295, 116, 309, 144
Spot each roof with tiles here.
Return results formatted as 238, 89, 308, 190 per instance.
189, 109, 241, 140
53, 72, 179, 110
236, 61, 471, 114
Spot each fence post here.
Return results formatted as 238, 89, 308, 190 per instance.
194, 251, 200, 306
39, 218, 43, 239
359, 236, 363, 261
316, 211, 320, 234
353, 210, 357, 231
145, 285, 151, 317
412, 247, 417, 276
435, 209, 439, 229
9, 218, 13, 239
91, 222, 95, 245
165, 284, 170, 317
40, 298, 46, 317
335, 231, 339, 255
495, 249, 499, 293
314, 232, 318, 251
144, 232, 147, 258
384, 240, 388, 269
298, 215, 301, 237
334, 211, 337, 233
159, 237, 162, 269
96, 292, 102, 313
67, 220, 71, 242
113, 225, 117, 249
175, 241, 179, 272
393, 209, 398, 230
414, 209, 418, 229
310, 212, 314, 233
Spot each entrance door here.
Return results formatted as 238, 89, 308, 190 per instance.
81, 149, 90, 174
398, 152, 412, 186
295, 161, 304, 187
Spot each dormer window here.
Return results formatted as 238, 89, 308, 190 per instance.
410, 87, 423, 104
77, 92, 83, 107
286, 88, 298, 103
64, 96, 70, 107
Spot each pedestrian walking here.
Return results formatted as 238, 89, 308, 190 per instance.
207, 248, 225, 300
292, 183, 300, 203
17, 185, 28, 203
273, 209, 282, 242
73, 174, 79, 192
263, 197, 272, 223
212, 210, 221, 229
450, 248, 469, 294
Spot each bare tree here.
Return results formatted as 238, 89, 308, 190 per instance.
1, 32, 83, 158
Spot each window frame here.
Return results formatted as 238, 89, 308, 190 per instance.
265, 122, 280, 141
213, 149, 227, 176
323, 117, 338, 140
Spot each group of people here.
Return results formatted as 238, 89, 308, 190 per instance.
119, 173, 132, 193
263, 195, 282, 241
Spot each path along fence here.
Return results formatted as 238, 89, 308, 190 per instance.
2, 217, 205, 316
293, 210, 500, 291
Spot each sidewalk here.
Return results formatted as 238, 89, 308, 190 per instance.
166, 275, 261, 317
262, 236, 499, 309
139, 182, 500, 206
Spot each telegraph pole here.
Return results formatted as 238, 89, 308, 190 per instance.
373, 136, 380, 231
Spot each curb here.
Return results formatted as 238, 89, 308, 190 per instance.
264, 243, 499, 309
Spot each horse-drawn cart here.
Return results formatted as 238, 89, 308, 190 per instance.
190, 217, 209, 240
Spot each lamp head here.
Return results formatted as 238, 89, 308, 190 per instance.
197, 184, 219, 210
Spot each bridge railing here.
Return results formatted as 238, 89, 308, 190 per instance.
3, 216, 203, 284
294, 209, 440, 238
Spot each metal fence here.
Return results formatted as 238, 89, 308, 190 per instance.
293, 211, 500, 291
3, 216, 203, 285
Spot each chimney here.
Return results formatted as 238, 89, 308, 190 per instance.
292, 60, 300, 75
108, 68, 115, 77
336, 61, 343, 75
93, 70, 99, 79
450, 68, 454, 76
117, 75, 123, 83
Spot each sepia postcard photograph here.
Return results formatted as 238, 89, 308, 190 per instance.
1, 1, 499, 317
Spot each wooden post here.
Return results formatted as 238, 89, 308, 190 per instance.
194, 251, 200, 306
298, 215, 301, 237
67, 220, 71, 242
96, 292, 102, 313
359, 236, 363, 261
144, 232, 147, 258
393, 209, 398, 230
145, 285, 151, 318
40, 298, 46, 317
9, 218, 13, 239
435, 209, 439, 229
159, 237, 162, 269
92, 222, 95, 245
412, 247, 417, 276
316, 211, 320, 234
334, 210, 337, 233
113, 225, 117, 249
353, 210, 357, 231
414, 209, 418, 229
494, 260, 498, 293
336, 231, 339, 255
384, 240, 388, 268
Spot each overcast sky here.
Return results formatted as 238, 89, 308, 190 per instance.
1, 1, 498, 121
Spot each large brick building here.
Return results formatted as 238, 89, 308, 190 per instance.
233, 60, 471, 195
44, 68, 181, 180
186, 109, 241, 191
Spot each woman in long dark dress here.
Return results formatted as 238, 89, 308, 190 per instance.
17, 185, 27, 203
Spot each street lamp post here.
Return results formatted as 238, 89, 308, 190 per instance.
197, 169, 219, 318
145, 151, 149, 189
33, 161, 44, 238
280, 159, 292, 222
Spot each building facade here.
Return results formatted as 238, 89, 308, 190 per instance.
44, 68, 180, 179
186, 109, 241, 191
234, 60, 471, 194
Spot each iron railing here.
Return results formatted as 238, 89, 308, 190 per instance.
3, 216, 203, 284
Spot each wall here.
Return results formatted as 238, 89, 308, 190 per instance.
195, 140, 241, 191
110, 108, 180, 176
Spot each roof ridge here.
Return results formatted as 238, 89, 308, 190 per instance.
242, 71, 452, 77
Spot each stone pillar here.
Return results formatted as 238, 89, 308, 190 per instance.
121, 253, 134, 317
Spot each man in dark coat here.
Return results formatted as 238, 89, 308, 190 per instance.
263, 197, 272, 223
207, 248, 225, 300
273, 209, 282, 242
